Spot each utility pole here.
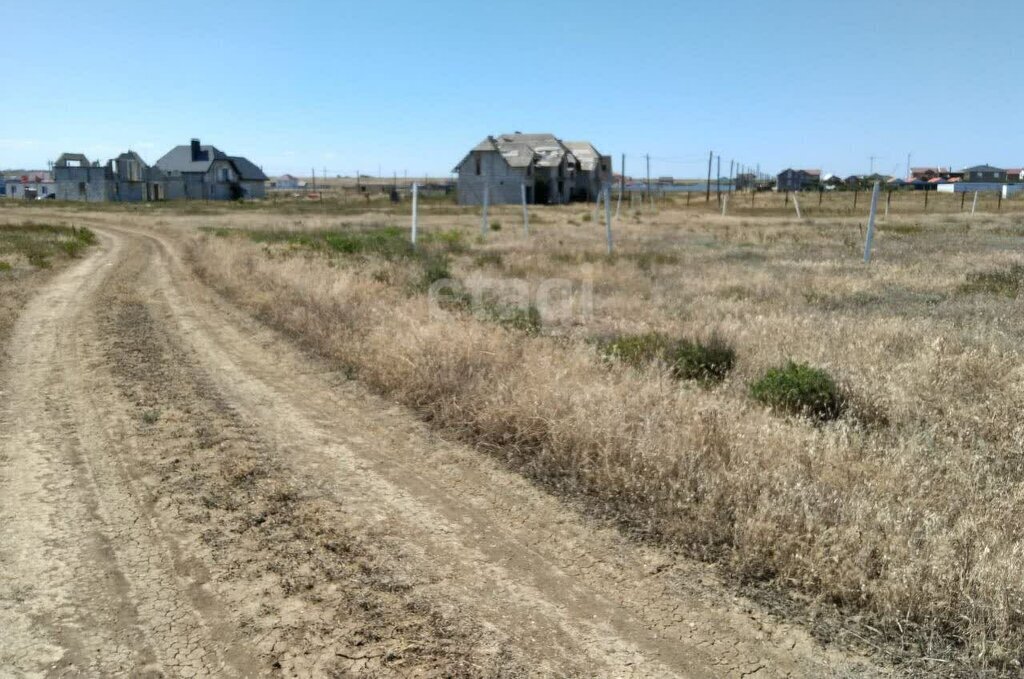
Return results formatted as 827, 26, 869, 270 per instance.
729, 159, 735, 194
706, 151, 713, 202
311, 167, 316, 191
906, 153, 912, 180
869, 155, 876, 175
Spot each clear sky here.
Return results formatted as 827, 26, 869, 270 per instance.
4, 0, 1021, 178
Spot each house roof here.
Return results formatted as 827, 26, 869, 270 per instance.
778, 168, 821, 177
7, 171, 53, 183
155, 143, 228, 173
228, 156, 268, 181
457, 133, 604, 173
564, 141, 601, 171
155, 143, 266, 180
964, 164, 1005, 173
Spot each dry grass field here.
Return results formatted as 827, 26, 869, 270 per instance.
185, 193, 1024, 674
4, 191, 1024, 675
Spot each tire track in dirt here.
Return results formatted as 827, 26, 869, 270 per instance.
93, 222, 879, 678
91, 231, 528, 675
0, 231, 260, 677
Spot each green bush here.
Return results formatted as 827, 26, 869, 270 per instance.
0, 260, 11, 272
600, 332, 736, 382
669, 335, 735, 382
600, 333, 672, 369
490, 220, 502, 231
750, 361, 844, 421
419, 254, 451, 290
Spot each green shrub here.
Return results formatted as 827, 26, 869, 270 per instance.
0, 260, 11, 272
669, 335, 735, 382
599, 333, 672, 368
490, 220, 502, 231
419, 254, 451, 290
581, 213, 593, 223
750, 361, 844, 421
600, 333, 735, 382
26, 251, 50, 268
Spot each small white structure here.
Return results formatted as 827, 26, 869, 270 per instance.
937, 182, 1004, 194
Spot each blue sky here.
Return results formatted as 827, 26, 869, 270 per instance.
3, 1, 1020, 178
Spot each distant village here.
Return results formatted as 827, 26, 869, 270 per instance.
2, 139, 267, 201
770, 165, 1024, 196
3, 134, 1023, 202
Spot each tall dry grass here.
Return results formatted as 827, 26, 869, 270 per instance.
183, 207, 1024, 675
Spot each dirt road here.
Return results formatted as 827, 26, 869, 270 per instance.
0, 224, 873, 677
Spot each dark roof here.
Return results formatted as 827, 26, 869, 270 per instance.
155, 143, 265, 180
228, 156, 267, 181
964, 164, 1005, 173
155, 143, 228, 174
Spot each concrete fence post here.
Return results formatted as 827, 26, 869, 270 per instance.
604, 185, 614, 255
481, 183, 489, 236
521, 183, 529, 236
410, 183, 418, 248
863, 181, 881, 263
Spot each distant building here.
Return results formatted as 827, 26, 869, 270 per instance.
1004, 168, 1024, 184
155, 139, 267, 200
776, 168, 821, 192
3, 171, 54, 199
53, 152, 166, 202
962, 165, 1006, 183
51, 139, 267, 202
821, 173, 845, 189
909, 167, 946, 182
454, 133, 610, 205
274, 174, 300, 189
734, 172, 757, 190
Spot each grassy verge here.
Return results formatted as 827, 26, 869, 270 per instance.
0, 223, 98, 347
